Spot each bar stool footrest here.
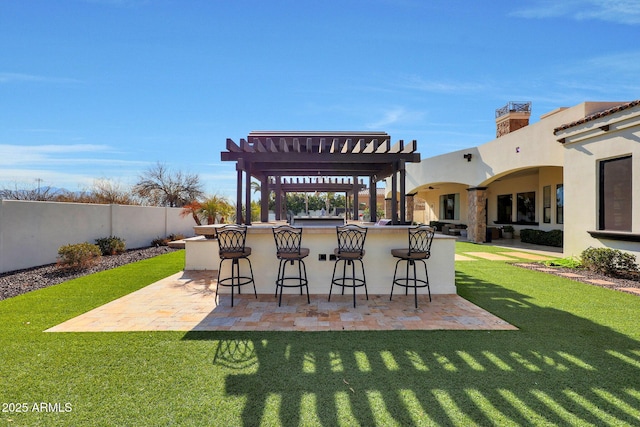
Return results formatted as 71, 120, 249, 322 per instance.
330, 278, 367, 288
392, 278, 429, 288
218, 276, 256, 288
276, 278, 309, 287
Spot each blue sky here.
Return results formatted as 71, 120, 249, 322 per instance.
1, 0, 639, 201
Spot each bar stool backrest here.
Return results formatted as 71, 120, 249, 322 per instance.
408, 225, 435, 257
273, 225, 303, 254
336, 224, 367, 255
215, 224, 248, 255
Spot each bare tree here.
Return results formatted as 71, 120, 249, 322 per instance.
0, 181, 62, 201
90, 179, 139, 205
132, 162, 204, 207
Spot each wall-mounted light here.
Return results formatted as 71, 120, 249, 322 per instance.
463, 153, 472, 162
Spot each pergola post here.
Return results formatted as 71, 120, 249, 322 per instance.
235, 159, 244, 225
369, 175, 377, 223
352, 176, 359, 221
282, 189, 288, 221
391, 162, 398, 224
260, 176, 269, 223
275, 176, 282, 221
244, 164, 252, 225
399, 159, 406, 224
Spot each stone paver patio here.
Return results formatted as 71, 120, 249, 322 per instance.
46, 248, 561, 333
47, 270, 517, 333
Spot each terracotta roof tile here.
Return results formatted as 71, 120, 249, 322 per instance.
554, 100, 640, 134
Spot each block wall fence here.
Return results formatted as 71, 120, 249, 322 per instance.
0, 200, 197, 273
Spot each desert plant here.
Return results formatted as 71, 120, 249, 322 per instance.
57, 242, 102, 270
580, 247, 639, 276
95, 236, 126, 255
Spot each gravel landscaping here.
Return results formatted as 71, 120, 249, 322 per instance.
0, 246, 179, 301
1, 246, 638, 301
515, 262, 640, 295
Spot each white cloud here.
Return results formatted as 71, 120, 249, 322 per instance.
0, 144, 112, 165
366, 107, 426, 129
0, 72, 81, 84
511, 0, 640, 24
0, 168, 97, 190
543, 51, 640, 99
80, 0, 150, 8
397, 75, 489, 94
584, 51, 640, 73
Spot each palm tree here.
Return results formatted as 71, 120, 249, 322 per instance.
180, 201, 203, 225
198, 195, 234, 224
250, 181, 261, 195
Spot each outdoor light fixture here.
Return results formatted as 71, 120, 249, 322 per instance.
463, 153, 472, 162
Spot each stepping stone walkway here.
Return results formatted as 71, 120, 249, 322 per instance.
463, 252, 519, 261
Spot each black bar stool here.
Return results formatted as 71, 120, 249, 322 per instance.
215, 224, 257, 307
390, 224, 435, 308
272, 225, 310, 306
329, 224, 368, 307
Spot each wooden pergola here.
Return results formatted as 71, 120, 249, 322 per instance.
220, 131, 421, 225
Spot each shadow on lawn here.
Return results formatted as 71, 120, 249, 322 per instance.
183, 271, 640, 426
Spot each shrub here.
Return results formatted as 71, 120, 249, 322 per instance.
152, 234, 185, 247
95, 236, 126, 255
520, 228, 563, 247
429, 221, 449, 232
581, 247, 639, 276
152, 236, 169, 247
57, 243, 102, 270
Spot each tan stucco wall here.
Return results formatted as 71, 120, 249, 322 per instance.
403, 102, 623, 193
389, 101, 635, 249
557, 104, 640, 258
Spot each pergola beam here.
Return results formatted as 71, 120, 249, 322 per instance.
221, 151, 420, 164
267, 183, 366, 192
222, 131, 420, 225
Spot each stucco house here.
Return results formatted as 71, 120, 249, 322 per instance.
388, 100, 640, 259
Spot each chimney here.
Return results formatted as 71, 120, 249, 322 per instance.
495, 102, 531, 138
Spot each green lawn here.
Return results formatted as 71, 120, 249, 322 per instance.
1, 246, 640, 426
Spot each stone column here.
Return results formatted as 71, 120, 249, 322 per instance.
466, 187, 488, 243
406, 193, 415, 224
385, 198, 392, 219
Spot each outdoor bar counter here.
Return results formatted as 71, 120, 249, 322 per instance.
185, 223, 457, 295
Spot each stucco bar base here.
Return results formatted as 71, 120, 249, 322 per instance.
185, 224, 457, 295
